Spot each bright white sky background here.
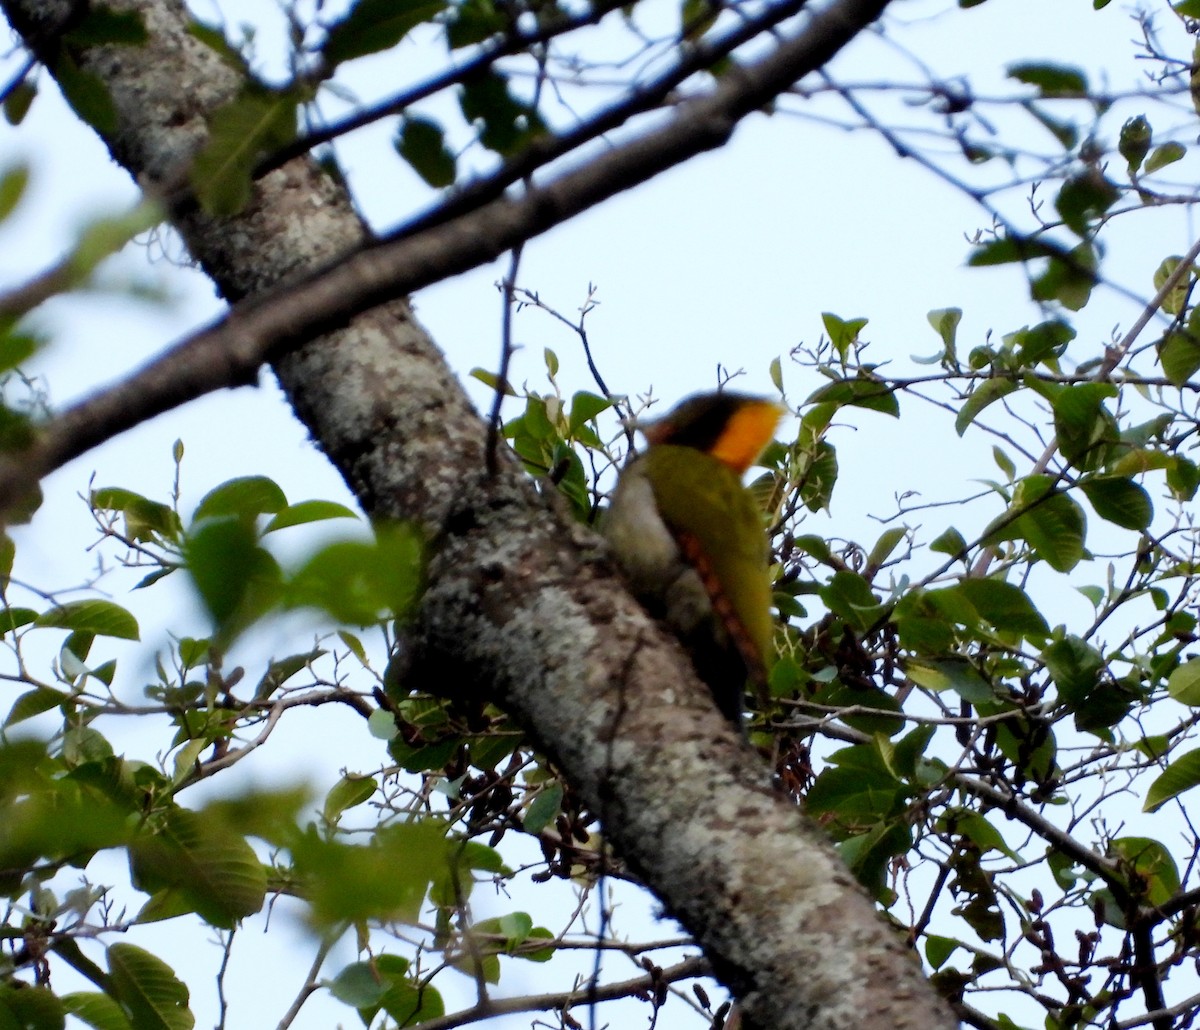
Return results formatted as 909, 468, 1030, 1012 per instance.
0, 0, 1191, 1026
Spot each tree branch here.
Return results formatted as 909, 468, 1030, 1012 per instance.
412, 955, 710, 1030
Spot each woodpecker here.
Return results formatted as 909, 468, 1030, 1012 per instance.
604, 391, 784, 726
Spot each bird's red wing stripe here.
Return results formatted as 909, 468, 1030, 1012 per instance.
675, 530, 766, 685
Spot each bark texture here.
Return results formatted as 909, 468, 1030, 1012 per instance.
1, 1, 957, 1027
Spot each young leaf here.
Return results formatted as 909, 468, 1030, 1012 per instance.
926, 307, 961, 364
821, 312, 869, 362
1144, 141, 1186, 175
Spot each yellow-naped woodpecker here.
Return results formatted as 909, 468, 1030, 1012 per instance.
604, 392, 784, 727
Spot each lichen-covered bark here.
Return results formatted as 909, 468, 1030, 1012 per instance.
1, 2, 955, 1026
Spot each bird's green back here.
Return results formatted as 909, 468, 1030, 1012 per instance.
639, 444, 774, 665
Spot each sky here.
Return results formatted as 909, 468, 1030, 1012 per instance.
0, 0, 1193, 1026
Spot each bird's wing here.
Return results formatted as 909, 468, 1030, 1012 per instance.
642, 445, 774, 679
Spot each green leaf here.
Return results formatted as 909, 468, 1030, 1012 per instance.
62, 992, 133, 1030
568, 391, 611, 433
446, 0, 509, 47
0, 985, 64, 1030
955, 580, 1049, 638
1052, 383, 1117, 470
374, 977, 445, 1025
838, 821, 912, 899
925, 935, 960, 970
804, 376, 899, 418
926, 307, 961, 364
1154, 256, 1195, 317
820, 570, 886, 633
906, 659, 994, 703
968, 235, 1063, 267
263, 499, 358, 533
1168, 455, 1200, 501
1146, 749, 1200, 812
955, 379, 1016, 436
37, 600, 139, 640
1145, 141, 1186, 175
53, 54, 117, 135
942, 809, 1022, 862
1022, 101, 1078, 150
323, 775, 377, 824
459, 69, 545, 156
324, 0, 446, 63
92, 487, 182, 542
129, 807, 267, 928
191, 88, 299, 216
329, 961, 391, 1007
806, 762, 906, 824
1042, 635, 1104, 709
5, 686, 67, 726
929, 527, 967, 558
255, 649, 323, 699
1031, 242, 1096, 311
983, 475, 1086, 572
192, 476, 288, 523
286, 522, 423, 624
1109, 837, 1180, 905
3, 80, 36, 126
866, 528, 906, 574
821, 312, 868, 361
1078, 477, 1152, 530
1158, 327, 1200, 387
106, 944, 193, 1030
1167, 658, 1200, 706
368, 707, 397, 740
183, 516, 281, 631
1119, 115, 1152, 173
1008, 62, 1088, 97
523, 783, 563, 834
0, 164, 29, 224
1013, 319, 1075, 368
291, 821, 450, 925
1055, 172, 1118, 236
396, 116, 457, 188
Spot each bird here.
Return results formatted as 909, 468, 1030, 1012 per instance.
603, 391, 785, 728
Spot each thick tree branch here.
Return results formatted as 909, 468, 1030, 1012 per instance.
0, 1, 957, 1028
0, 0, 885, 512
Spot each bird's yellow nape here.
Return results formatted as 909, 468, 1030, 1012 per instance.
708, 400, 785, 474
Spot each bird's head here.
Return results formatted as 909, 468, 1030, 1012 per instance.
638, 392, 786, 474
